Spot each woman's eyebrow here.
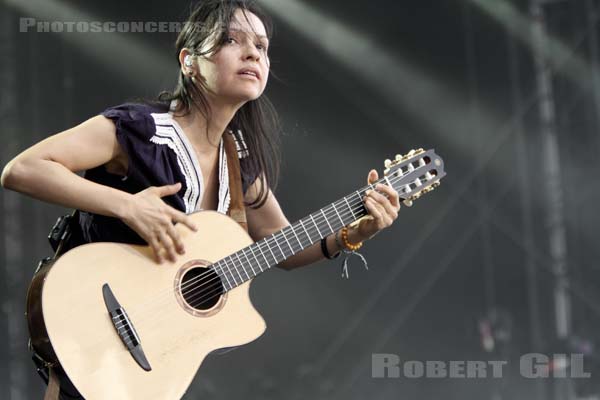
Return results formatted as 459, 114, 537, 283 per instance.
229, 28, 269, 41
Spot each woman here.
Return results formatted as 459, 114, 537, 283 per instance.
1, 0, 401, 398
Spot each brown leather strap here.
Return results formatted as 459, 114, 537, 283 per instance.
44, 367, 60, 400
223, 132, 248, 232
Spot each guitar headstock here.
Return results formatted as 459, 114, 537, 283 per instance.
382, 148, 446, 205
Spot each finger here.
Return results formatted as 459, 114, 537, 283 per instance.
169, 208, 198, 232
157, 229, 177, 262
166, 223, 185, 255
366, 197, 393, 228
375, 183, 401, 209
367, 169, 379, 185
157, 182, 182, 198
364, 197, 383, 221
148, 235, 163, 264
368, 190, 398, 219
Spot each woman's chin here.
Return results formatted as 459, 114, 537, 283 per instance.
227, 91, 262, 105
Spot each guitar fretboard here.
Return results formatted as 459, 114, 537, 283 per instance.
212, 187, 372, 291
208, 148, 445, 291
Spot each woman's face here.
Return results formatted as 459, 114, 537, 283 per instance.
196, 9, 270, 106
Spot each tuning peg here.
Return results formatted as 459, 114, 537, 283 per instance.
395, 154, 403, 162
409, 192, 422, 202
384, 168, 390, 175
432, 182, 441, 188
415, 148, 425, 155
403, 199, 413, 207
384, 159, 392, 168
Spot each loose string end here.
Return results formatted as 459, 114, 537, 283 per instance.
340, 249, 370, 280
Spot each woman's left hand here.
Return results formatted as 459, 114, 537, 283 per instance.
355, 169, 401, 241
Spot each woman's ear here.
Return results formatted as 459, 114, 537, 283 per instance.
178, 48, 196, 76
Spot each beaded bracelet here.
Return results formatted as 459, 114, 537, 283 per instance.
338, 226, 368, 279
341, 226, 363, 251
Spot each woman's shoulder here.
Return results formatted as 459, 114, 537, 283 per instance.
101, 100, 170, 122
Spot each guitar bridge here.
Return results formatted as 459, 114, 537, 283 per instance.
102, 284, 152, 371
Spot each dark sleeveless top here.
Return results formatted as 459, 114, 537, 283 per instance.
66, 102, 258, 250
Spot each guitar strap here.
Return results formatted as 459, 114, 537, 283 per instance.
223, 131, 248, 232
43, 368, 60, 400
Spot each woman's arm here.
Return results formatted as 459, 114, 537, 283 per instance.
2, 115, 133, 217
244, 170, 400, 271
245, 183, 346, 271
1, 116, 197, 263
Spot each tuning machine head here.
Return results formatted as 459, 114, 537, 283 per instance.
384, 148, 429, 176
407, 180, 440, 202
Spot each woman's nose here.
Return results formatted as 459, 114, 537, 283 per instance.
242, 43, 261, 62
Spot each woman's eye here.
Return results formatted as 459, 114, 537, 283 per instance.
226, 37, 236, 44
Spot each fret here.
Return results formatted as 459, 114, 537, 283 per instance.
289, 224, 304, 250
254, 242, 270, 270
271, 233, 286, 260
240, 248, 257, 276
221, 258, 238, 287
355, 191, 367, 214
309, 214, 323, 237
233, 252, 250, 280
280, 228, 295, 254
331, 202, 345, 227
248, 245, 265, 272
355, 190, 364, 204
229, 256, 244, 282
320, 209, 333, 233
242, 245, 252, 276
215, 263, 232, 290
264, 238, 278, 265
344, 196, 357, 220
299, 219, 313, 243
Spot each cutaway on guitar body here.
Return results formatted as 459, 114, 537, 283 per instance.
28, 211, 266, 400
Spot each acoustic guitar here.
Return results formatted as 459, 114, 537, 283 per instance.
26, 148, 445, 399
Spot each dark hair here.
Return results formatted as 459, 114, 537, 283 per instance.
158, 0, 280, 209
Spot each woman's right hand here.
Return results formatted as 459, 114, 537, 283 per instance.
121, 182, 198, 264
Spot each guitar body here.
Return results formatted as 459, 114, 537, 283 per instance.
27, 211, 266, 400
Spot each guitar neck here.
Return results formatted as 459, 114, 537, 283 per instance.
212, 182, 376, 291
212, 148, 445, 291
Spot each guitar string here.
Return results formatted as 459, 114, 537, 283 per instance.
114, 186, 386, 346
163, 163, 432, 307
113, 171, 433, 348
115, 188, 375, 334
112, 190, 376, 344
78, 161, 435, 353
119, 165, 432, 327
127, 172, 408, 318
116, 168, 432, 335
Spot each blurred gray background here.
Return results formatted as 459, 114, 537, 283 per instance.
2, 0, 600, 399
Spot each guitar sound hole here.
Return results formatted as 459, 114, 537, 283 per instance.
180, 267, 224, 311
